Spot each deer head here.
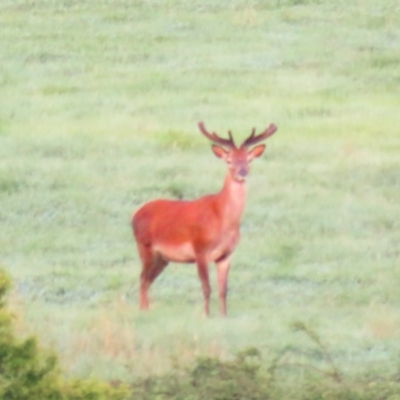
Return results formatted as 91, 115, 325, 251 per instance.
198, 122, 278, 182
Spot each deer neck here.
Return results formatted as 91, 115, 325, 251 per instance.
217, 174, 247, 227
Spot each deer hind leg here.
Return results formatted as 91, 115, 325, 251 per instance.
138, 244, 168, 310
216, 256, 231, 316
195, 256, 211, 316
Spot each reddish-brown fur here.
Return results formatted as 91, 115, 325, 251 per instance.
132, 122, 277, 316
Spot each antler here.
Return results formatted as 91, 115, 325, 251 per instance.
240, 123, 278, 149
198, 121, 236, 148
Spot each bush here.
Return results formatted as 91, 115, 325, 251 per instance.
129, 327, 400, 400
130, 348, 274, 400
0, 270, 129, 400
190, 348, 271, 400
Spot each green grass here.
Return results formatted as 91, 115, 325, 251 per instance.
1, 0, 400, 386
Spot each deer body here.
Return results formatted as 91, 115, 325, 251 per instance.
134, 175, 245, 263
132, 122, 277, 316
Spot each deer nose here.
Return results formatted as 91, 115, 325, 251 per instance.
238, 167, 248, 178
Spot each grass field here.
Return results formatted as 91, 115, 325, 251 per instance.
1, 0, 400, 385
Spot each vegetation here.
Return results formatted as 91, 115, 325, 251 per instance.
0, 270, 129, 399
0, 0, 400, 397
2, 268, 400, 399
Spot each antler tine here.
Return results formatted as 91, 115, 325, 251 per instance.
198, 122, 236, 148
240, 123, 278, 148
228, 130, 235, 145
248, 127, 256, 141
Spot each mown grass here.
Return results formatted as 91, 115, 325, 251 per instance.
1, 0, 400, 390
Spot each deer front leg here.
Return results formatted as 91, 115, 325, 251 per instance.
196, 256, 211, 316
216, 256, 231, 316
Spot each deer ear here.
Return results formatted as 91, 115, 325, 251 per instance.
248, 144, 266, 161
211, 145, 229, 159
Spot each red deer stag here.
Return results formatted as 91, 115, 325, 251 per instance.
132, 121, 277, 316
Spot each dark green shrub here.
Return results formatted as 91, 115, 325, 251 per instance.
0, 270, 129, 400
190, 348, 271, 400
130, 348, 273, 400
